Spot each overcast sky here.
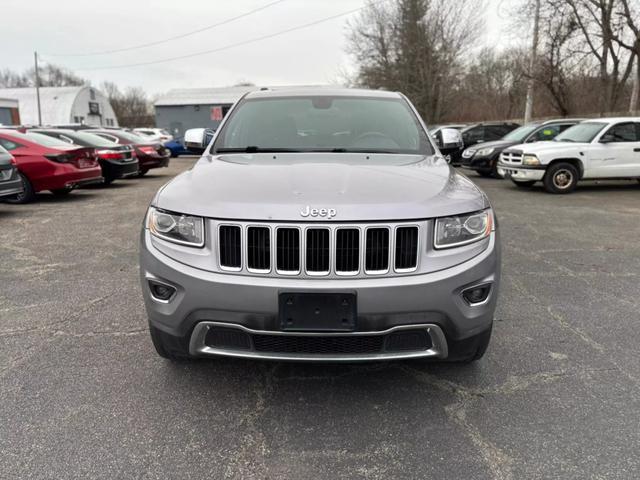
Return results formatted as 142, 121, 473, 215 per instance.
3, 0, 513, 96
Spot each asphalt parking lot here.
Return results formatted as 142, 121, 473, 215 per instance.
1, 157, 639, 479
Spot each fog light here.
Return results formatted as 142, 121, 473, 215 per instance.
148, 280, 176, 302
462, 284, 491, 305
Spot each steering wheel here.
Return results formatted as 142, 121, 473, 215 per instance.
351, 131, 400, 148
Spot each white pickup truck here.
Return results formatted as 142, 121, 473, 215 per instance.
497, 117, 640, 193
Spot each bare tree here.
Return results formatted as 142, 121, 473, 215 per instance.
0, 64, 87, 88
346, 0, 484, 123
102, 82, 153, 127
564, 0, 635, 112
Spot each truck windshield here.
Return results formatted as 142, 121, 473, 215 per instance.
213, 95, 433, 155
554, 123, 606, 143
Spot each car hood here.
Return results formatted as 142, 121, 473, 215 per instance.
155, 153, 488, 222
504, 141, 588, 155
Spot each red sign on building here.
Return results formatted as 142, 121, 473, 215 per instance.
210, 106, 223, 122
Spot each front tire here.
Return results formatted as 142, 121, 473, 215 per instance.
5, 172, 35, 204
137, 168, 149, 177
543, 162, 578, 194
477, 169, 492, 178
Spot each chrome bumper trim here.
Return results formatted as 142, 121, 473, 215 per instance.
189, 321, 448, 362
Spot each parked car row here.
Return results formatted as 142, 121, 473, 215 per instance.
0, 127, 171, 203
457, 116, 640, 194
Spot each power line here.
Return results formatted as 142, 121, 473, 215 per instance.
44, 0, 287, 57
56, 2, 379, 71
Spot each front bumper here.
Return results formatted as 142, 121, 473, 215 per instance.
99, 159, 139, 179
497, 163, 546, 182
0, 170, 23, 198
140, 228, 500, 361
460, 155, 494, 171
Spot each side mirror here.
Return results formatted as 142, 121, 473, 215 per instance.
599, 134, 614, 144
184, 128, 215, 154
439, 128, 463, 150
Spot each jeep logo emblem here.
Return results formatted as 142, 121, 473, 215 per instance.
300, 205, 337, 219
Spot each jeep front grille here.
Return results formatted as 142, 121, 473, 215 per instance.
216, 222, 420, 277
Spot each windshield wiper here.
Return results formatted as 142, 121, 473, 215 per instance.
215, 146, 303, 153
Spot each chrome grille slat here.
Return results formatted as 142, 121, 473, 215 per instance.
216, 222, 421, 277
306, 228, 330, 275
276, 228, 300, 274
335, 228, 360, 275
247, 226, 270, 272
395, 226, 419, 272
219, 225, 242, 270
365, 227, 390, 274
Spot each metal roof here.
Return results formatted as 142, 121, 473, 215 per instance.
154, 85, 343, 107
0, 86, 86, 125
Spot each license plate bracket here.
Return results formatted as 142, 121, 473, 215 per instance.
279, 292, 357, 332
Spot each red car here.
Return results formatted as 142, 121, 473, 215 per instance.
88, 129, 170, 176
0, 130, 103, 203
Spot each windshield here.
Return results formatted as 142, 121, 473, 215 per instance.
213, 95, 433, 155
554, 122, 606, 143
502, 124, 539, 142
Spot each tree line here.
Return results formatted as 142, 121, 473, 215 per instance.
346, 0, 640, 124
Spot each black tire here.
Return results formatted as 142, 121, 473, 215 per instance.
51, 187, 72, 196
512, 180, 536, 188
103, 176, 116, 185
137, 168, 149, 177
5, 172, 35, 204
149, 324, 192, 361
489, 158, 502, 178
543, 162, 579, 194
477, 169, 493, 178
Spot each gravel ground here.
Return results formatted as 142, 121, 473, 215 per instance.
1, 157, 639, 479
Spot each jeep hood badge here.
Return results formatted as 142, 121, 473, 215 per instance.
300, 205, 337, 219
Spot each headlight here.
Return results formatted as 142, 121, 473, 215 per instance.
522, 154, 540, 166
476, 147, 494, 157
147, 207, 204, 247
434, 209, 493, 249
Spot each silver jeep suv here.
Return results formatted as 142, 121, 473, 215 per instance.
140, 88, 500, 363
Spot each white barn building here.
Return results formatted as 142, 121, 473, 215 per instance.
0, 86, 119, 127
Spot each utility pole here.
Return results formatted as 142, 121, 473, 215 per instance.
523, 0, 541, 124
34, 51, 42, 126
630, 53, 639, 113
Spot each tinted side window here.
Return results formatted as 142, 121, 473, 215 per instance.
0, 138, 22, 151
604, 123, 638, 142
483, 126, 504, 141
463, 126, 484, 144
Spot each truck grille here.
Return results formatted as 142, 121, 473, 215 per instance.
500, 151, 523, 164
217, 222, 421, 277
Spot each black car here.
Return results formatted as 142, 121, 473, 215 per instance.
33, 129, 139, 184
461, 122, 520, 148
88, 130, 170, 177
460, 119, 582, 177
0, 145, 23, 200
